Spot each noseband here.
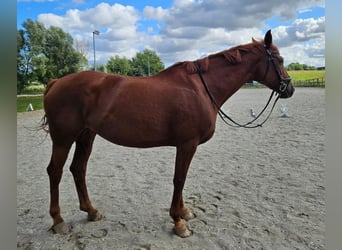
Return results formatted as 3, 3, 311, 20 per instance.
195, 46, 291, 128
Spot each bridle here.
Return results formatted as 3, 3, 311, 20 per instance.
195, 45, 292, 128
263, 45, 292, 96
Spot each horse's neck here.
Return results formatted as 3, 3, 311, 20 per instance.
205, 53, 257, 107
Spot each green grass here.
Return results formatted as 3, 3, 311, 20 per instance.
17, 95, 44, 112
288, 70, 325, 81
287, 70, 325, 87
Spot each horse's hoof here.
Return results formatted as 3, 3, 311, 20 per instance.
174, 220, 192, 238
52, 222, 69, 234
88, 210, 103, 221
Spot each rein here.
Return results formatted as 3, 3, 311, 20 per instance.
194, 45, 289, 128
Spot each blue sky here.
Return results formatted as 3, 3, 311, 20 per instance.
17, 0, 325, 67
17, 0, 173, 32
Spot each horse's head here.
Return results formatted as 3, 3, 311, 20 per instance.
256, 30, 294, 98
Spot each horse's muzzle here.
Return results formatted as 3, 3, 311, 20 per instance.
279, 78, 294, 98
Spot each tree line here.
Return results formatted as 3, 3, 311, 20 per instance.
105, 49, 164, 77
286, 62, 323, 71
17, 19, 164, 94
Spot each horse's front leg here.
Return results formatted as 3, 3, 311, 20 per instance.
170, 142, 197, 238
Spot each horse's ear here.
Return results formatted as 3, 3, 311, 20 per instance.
252, 37, 257, 43
264, 29, 272, 49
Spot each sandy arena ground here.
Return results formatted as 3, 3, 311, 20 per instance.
17, 88, 325, 249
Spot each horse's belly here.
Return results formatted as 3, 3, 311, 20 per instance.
86, 88, 212, 148
92, 115, 175, 148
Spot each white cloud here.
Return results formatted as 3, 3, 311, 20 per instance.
143, 6, 168, 20
38, 3, 142, 63
272, 17, 325, 45
145, 0, 323, 30
36, 1, 325, 67
39, 3, 139, 32
144, 0, 325, 66
270, 16, 325, 66
281, 38, 325, 67
72, 0, 84, 5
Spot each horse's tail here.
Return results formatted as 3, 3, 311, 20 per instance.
38, 115, 49, 133
40, 79, 57, 134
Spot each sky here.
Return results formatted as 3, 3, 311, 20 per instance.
17, 0, 325, 68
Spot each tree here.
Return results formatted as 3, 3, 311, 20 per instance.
17, 29, 29, 93
286, 62, 317, 71
17, 19, 47, 92
286, 62, 303, 70
96, 64, 107, 73
105, 49, 164, 77
107, 55, 132, 75
43, 26, 87, 83
17, 19, 87, 92
130, 49, 164, 76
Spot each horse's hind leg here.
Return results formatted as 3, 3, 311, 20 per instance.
47, 142, 73, 234
69, 129, 102, 222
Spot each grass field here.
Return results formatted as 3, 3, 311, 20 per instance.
287, 70, 325, 87
17, 95, 43, 112
287, 70, 325, 81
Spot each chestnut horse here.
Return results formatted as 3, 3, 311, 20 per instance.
43, 30, 294, 237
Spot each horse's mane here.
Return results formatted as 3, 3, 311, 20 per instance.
181, 47, 244, 75
162, 39, 270, 75
184, 57, 209, 74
